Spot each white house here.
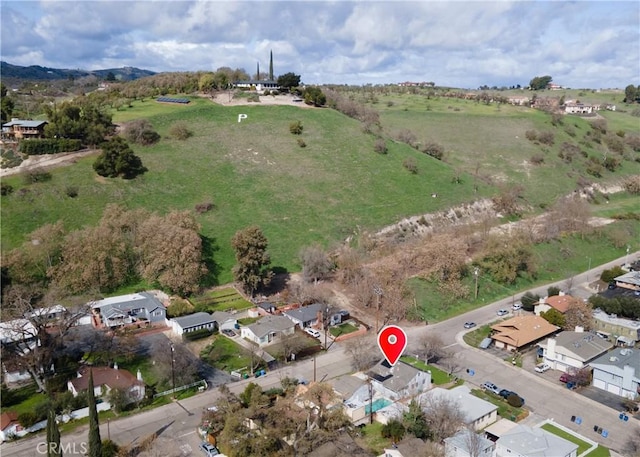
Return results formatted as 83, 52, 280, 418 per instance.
0, 412, 22, 443
91, 292, 166, 328
283, 303, 324, 329
240, 315, 296, 347
168, 312, 216, 337
590, 347, 640, 399
495, 423, 577, 457
444, 428, 495, 457
537, 330, 613, 373
68, 365, 145, 404
417, 385, 498, 431
367, 359, 431, 401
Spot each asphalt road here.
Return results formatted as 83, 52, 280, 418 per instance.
2, 252, 638, 456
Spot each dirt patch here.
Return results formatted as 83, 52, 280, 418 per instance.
210, 92, 315, 109
0, 148, 99, 177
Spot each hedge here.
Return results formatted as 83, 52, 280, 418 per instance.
20, 139, 82, 155
183, 328, 214, 341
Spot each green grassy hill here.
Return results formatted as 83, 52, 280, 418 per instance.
1, 97, 487, 283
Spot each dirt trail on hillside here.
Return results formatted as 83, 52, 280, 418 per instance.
0, 149, 99, 177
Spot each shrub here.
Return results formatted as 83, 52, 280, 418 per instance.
195, 202, 215, 214
169, 122, 193, 140
547, 286, 560, 297
19, 138, 82, 155
525, 130, 538, 142
625, 134, 640, 152
23, 168, 52, 184
422, 141, 444, 160
623, 176, 640, 194
600, 266, 625, 283
122, 119, 161, 145
374, 138, 388, 154
1, 182, 13, 196
586, 160, 603, 177
558, 142, 580, 163
529, 153, 544, 165
297, 138, 307, 148
247, 94, 260, 103
396, 129, 418, 147
603, 156, 620, 172
520, 292, 539, 311
403, 157, 418, 174
289, 121, 303, 135
591, 118, 608, 133
65, 186, 79, 198
507, 393, 524, 408
564, 125, 576, 137
631, 108, 640, 117
537, 131, 555, 146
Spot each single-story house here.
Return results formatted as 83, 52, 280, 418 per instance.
614, 271, 640, 291
283, 303, 324, 329
444, 428, 495, 457
234, 79, 280, 92
592, 309, 640, 346
538, 330, 614, 373
68, 365, 145, 404
210, 311, 237, 331
590, 347, 640, 399
0, 411, 22, 443
417, 385, 498, 431
490, 315, 560, 352
240, 314, 296, 347
380, 437, 430, 457
91, 292, 166, 328
534, 293, 575, 315
168, 312, 216, 337
367, 359, 431, 401
1, 118, 48, 139
564, 103, 594, 114
24, 304, 92, 327
495, 423, 578, 457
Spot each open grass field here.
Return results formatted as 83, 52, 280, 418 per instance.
189, 286, 252, 312
1, 97, 487, 284
1, 92, 637, 288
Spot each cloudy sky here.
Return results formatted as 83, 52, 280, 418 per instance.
1, 1, 638, 89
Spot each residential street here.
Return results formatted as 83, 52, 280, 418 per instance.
1, 252, 638, 456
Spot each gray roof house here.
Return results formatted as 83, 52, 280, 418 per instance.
495, 423, 578, 457
210, 311, 237, 331
590, 347, 640, 399
240, 315, 296, 347
592, 309, 640, 346
283, 303, 324, 329
417, 385, 498, 431
367, 359, 431, 400
538, 330, 614, 373
444, 428, 495, 457
91, 292, 166, 329
614, 271, 640, 291
168, 312, 216, 336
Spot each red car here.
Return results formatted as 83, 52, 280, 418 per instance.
559, 373, 573, 383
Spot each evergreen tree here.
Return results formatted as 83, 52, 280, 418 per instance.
231, 226, 273, 296
46, 406, 62, 457
93, 137, 146, 179
87, 370, 102, 457
269, 50, 274, 81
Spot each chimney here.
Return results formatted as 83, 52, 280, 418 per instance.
547, 338, 556, 358
137, 369, 143, 382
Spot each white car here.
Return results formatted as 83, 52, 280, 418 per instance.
512, 302, 522, 311
305, 328, 321, 338
496, 309, 509, 316
535, 363, 550, 373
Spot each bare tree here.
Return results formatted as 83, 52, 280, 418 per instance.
300, 245, 333, 284
344, 335, 379, 371
564, 298, 594, 331
439, 351, 462, 377
462, 426, 490, 457
417, 334, 446, 363
421, 394, 465, 441
150, 339, 199, 389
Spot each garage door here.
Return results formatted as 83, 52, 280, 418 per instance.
607, 384, 621, 395
593, 379, 606, 390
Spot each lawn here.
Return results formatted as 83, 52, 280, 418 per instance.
200, 335, 264, 373
472, 389, 527, 421
329, 322, 359, 337
586, 446, 611, 457
354, 422, 392, 456
541, 422, 592, 455
399, 356, 454, 385
0, 383, 47, 415
190, 287, 252, 312
263, 333, 320, 361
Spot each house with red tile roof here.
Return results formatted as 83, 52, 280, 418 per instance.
0, 411, 22, 443
68, 365, 145, 404
534, 293, 577, 315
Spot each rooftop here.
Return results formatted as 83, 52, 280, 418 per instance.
70, 366, 143, 392
615, 271, 640, 287
247, 314, 296, 338
590, 347, 640, 374
283, 303, 323, 324
543, 294, 575, 313
539, 331, 613, 362
499, 424, 577, 457
171, 312, 215, 329
367, 359, 425, 394
417, 385, 497, 424
491, 315, 559, 348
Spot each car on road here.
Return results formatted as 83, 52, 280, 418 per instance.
221, 329, 236, 337
200, 442, 219, 456
534, 363, 551, 373
496, 309, 508, 316
463, 322, 477, 329
498, 389, 512, 399
512, 302, 522, 310
481, 382, 501, 395
305, 327, 321, 338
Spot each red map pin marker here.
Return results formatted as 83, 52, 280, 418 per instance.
377, 325, 408, 366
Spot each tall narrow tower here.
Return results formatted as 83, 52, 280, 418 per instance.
256, 62, 260, 80
269, 50, 274, 81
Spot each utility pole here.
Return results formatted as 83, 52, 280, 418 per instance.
374, 285, 383, 333
170, 343, 176, 399
324, 306, 329, 350
474, 267, 479, 299
625, 245, 631, 269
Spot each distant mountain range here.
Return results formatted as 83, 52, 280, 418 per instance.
0, 61, 156, 82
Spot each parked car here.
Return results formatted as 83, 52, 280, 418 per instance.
200, 442, 219, 456
512, 302, 522, 310
305, 327, 321, 338
498, 389, 512, 399
464, 322, 476, 329
481, 382, 501, 395
221, 329, 236, 337
559, 373, 573, 383
535, 363, 551, 373
496, 309, 508, 316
